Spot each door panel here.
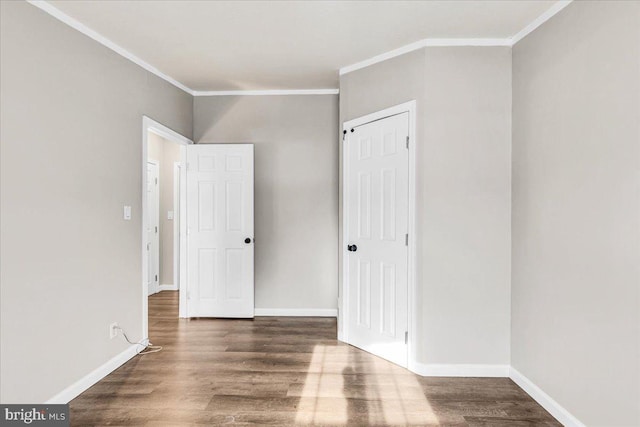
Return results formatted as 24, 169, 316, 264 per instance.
358, 173, 371, 239
357, 259, 371, 328
197, 248, 216, 299
198, 182, 216, 231
345, 112, 409, 367
186, 144, 254, 318
147, 162, 159, 296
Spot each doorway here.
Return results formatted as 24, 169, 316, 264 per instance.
340, 101, 417, 369
141, 117, 192, 341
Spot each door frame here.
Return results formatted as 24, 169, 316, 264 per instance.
147, 158, 160, 296
141, 116, 192, 341
340, 100, 417, 370
173, 161, 181, 305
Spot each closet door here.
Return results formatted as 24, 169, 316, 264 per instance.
344, 113, 409, 367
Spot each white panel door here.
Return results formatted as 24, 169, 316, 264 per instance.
345, 112, 409, 367
186, 144, 254, 318
147, 161, 160, 296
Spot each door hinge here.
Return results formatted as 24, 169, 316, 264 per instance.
147, 243, 150, 251
405, 234, 408, 246
155, 177, 158, 185
406, 136, 409, 149
155, 226, 158, 233
405, 331, 408, 344
155, 274, 158, 282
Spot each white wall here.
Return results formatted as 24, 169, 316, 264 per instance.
194, 95, 339, 311
340, 46, 512, 367
512, 1, 640, 425
0, 1, 192, 403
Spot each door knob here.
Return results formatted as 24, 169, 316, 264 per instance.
245, 238, 252, 244
347, 244, 358, 252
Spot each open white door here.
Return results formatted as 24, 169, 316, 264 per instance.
186, 144, 254, 318
344, 112, 409, 367
147, 161, 160, 296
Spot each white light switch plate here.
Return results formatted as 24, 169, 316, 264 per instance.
123, 205, 132, 220
167, 211, 174, 220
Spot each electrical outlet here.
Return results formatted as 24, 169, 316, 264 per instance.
109, 322, 119, 339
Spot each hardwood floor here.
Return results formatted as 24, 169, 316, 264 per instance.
70, 292, 560, 426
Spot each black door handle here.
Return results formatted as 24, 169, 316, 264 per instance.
245, 238, 252, 244
347, 244, 358, 252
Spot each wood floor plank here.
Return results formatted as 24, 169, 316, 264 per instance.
69, 291, 561, 426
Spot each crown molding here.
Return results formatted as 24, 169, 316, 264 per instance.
339, 0, 573, 76
423, 38, 512, 47
28, 0, 573, 91
26, 1, 340, 96
27, 0, 194, 95
339, 38, 512, 75
511, 0, 573, 45
193, 89, 339, 97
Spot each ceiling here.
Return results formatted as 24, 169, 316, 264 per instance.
47, 0, 557, 91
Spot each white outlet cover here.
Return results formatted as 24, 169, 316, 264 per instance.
109, 322, 118, 339
123, 205, 132, 220
167, 211, 174, 220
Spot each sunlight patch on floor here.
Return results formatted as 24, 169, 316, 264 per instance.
293, 344, 438, 425
294, 345, 349, 424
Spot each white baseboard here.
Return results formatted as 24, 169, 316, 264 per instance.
45, 341, 146, 404
410, 362, 510, 377
509, 367, 585, 427
254, 308, 337, 317
40, 321, 580, 427
158, 284, 178, 291
407, 363, 583, 425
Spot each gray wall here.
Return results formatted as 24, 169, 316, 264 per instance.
421, 47, 512, 365
194, 95, 339, 311
512, 1, 640, 425
0, 1, 192, 403
340, 46, 512, 366
148, 132, 182, 286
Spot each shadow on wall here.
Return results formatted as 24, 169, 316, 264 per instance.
194, 92, 242, 141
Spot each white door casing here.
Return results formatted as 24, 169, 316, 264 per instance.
186, 144, 254, 318
147, 161, 160, 296
343, 111, 410, 368
173, 162, 181, 296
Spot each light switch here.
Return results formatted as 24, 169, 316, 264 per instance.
167, 211, 174, 220
123, 205, 132, 220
